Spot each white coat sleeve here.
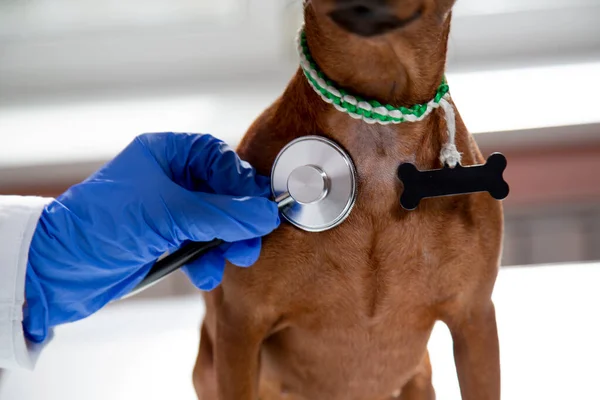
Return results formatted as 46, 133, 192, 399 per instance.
0, 195, 54, 370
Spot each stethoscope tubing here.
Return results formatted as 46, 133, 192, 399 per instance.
125, 238, 223, 298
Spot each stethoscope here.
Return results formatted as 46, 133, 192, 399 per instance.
125, 135, 358, 298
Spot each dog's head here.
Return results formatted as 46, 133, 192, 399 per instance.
306, 0, 455, 37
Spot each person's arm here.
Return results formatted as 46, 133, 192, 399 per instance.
0, 196, 53, 369
0, 132, 280, 371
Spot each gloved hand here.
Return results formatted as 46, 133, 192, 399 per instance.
24, 132, 280, 343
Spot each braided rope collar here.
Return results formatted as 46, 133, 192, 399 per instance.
297, 27, 462, 168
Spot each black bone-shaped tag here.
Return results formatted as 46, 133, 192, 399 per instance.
397, 153, 510, 210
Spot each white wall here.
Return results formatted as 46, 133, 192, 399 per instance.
0, 0, 598, 103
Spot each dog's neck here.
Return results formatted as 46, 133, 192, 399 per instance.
299, 9, 460, 168
303, 7, 451, 108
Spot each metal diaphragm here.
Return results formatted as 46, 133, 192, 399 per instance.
271, 135, 357, 232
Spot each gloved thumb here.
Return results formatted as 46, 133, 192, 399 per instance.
181, 238, 262, 290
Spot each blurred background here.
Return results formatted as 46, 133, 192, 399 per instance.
1, 0, 599, 399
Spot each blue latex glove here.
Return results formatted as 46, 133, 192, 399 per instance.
24, 132, 280, 343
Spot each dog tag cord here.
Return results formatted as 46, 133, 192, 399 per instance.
397, 153, 510, 211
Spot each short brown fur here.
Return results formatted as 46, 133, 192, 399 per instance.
193, 1, 502, 399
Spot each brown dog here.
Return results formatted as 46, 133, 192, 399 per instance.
192, 1, 503, 399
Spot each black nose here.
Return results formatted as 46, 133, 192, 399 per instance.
328, 0, 421, 37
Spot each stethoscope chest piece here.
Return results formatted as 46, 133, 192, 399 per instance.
271, 135, 357, 232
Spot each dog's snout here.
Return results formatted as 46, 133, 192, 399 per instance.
328, 0, 422, 37
329, 0, 392, 36
335, 0, 388, 14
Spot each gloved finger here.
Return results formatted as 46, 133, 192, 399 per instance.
181, 238, 262, 290
166, 191, 280, 244
136, 132, 271, 197
181, 249, 226, 291
220, 237, 262, 268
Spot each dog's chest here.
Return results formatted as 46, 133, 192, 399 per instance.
258, 131, 466, 399
327, 117, 435, 207
282, 125, 463, 317
263, 212, 446, 399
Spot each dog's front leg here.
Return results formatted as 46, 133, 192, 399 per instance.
445, 300, 501, 400
214, 305, 270, 400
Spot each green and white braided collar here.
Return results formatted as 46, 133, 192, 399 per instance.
296, 27, 461, 167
